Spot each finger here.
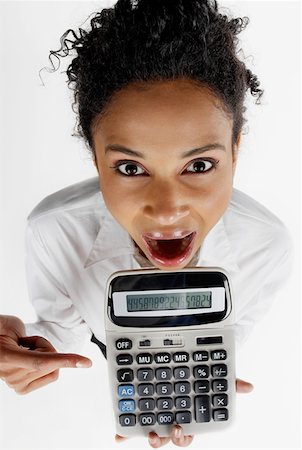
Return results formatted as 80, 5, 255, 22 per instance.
18, 336, 57, 352
115, 434, 128, 442
236, 378, 254, 393
148, 432, 170, 448
171, 425, 194, 447
14, 369, 60, 395
4, 346, 92, 371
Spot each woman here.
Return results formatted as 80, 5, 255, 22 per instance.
0, 0, 293, 447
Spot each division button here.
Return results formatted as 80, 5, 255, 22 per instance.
175, 411, 192, 424
119, 414, 136, 427
213, 408, 229, 421
116, 354, 133, 365
115, 338, 132, 350
212, 379, 228, 393
195, 395, 210, 422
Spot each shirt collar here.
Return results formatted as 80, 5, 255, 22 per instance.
83, 200, 239, 274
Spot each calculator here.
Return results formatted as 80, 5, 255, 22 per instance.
104, 267, 236, 437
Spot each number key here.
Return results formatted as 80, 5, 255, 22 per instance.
137, 368, 154, 381
156, 382, 173, 395
156, 367, 172, 380
157, 397, 173, 410
174, 366, 190, 379
139, 398, 155, 411
138, 383, 154, 396
174, 381, 190, 395
175, 396, 191, 409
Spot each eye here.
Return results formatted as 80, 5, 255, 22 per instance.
111, 161, 147, 176
184, 159, 218, 174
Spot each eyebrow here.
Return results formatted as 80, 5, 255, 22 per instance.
105, 143, 226, 158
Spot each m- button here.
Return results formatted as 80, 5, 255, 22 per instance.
116, 338, 132, 350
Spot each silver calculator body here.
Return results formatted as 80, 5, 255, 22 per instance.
104, 267, 236, 437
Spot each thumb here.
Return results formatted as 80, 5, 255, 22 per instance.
236, 378, 254, 393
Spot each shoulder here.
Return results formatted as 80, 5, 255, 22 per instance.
27, 176, 102, 221
226, 188, 293, 263
26, 177, 106, 252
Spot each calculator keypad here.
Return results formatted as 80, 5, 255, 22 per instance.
116, 343, 231, 427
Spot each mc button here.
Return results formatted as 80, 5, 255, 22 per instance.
116, 338, 132, 350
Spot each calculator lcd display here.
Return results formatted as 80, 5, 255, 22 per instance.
126, 292, 212, 312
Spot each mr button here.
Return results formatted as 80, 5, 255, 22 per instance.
116, 338, 132, 350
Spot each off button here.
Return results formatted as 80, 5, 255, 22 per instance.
116, 338, 132, 350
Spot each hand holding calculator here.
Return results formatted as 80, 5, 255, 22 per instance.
105, 267, 236, 437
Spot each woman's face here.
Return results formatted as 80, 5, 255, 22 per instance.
92, 79, 240, 270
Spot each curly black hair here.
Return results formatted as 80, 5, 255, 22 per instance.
40, 0, 264, 156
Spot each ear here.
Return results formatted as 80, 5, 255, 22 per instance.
232, 132, 241, 173
93, 154, 99, 173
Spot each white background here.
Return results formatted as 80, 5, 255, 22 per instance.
0, 1, 301, 449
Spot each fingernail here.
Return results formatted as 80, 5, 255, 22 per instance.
149, 436, 157, 445
175, 427, 182, 439
76, 361, 91, 368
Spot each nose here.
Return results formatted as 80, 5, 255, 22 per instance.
142, 180, 190, 225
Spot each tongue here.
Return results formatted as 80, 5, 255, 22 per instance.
149, 235, 191, 258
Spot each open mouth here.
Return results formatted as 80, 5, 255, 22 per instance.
142, 231, 196, 267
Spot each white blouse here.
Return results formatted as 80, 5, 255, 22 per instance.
23, 177, 293, 353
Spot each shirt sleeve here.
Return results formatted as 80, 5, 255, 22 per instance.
23, 220, 92, 354
234, 224, 294, 346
